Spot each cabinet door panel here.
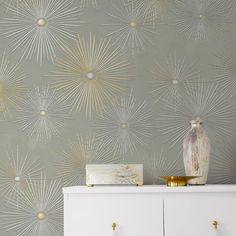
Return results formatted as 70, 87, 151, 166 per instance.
165, 197, 236, 236
64, 194, 163, 236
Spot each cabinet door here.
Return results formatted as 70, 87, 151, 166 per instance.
64, 193, 163, 236
165, 197, 236, 236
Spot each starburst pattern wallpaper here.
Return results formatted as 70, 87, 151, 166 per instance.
0, 0, 236, 235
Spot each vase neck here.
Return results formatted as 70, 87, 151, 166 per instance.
191, 123, 201, 128
190, 117, 203, 128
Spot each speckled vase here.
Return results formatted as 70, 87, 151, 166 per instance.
183, 117, 210, 185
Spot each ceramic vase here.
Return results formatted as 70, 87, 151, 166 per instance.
183, 117, 210, 185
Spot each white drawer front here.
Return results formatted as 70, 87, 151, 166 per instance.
64, 194, 163, 236
165, 197, 236, 236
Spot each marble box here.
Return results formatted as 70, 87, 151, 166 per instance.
86, 164, 143, 186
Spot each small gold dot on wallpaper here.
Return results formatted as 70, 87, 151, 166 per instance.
0, 0, 236, 235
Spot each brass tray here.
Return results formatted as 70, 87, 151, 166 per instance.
159, 176, 199, 187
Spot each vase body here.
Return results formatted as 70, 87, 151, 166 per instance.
183, 119, 210, 185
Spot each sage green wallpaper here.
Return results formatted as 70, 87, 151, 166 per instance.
0, 0, 236, 235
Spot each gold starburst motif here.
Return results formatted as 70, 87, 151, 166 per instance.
0, 177, 63, 236
173, 0, 230, 41
0, 0, 84, 64
94, 92, 154, 158
105, 0, 159, 54
0, 52, 25, 120
56, 135, 116, 186
16, 86, 70, 143
209, 144, 236, 184
51, 34, 131, 118
157, 83, 236, 148
0, 146, 41, 199
150, 51, 200, 106
212, 52, 236, 97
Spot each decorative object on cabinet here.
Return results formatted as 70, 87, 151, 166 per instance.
86, 164, 143, 186
183, 117, 210, 185
159, 176, 198, 187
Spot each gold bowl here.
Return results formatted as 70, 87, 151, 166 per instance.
159, 176, 199, 187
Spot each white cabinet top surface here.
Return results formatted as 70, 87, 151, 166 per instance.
63, 185, 236, 194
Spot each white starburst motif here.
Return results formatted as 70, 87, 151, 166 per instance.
209, 144, 236, 184
173, 0, 230, 41
0, 146, 41, 199
212, 52, 236, 97
94, 92, 154, 158
56, 135, 116, 186
0, 0, 83, 64
51, 34, 131, 118
0, 177, 63, 236
104, 0, 159, 54
16, 86, 70, 143
143, 150, 184, 184
157, 83, 236, 148
0, 52, 26, 120
150, 51, 200, 106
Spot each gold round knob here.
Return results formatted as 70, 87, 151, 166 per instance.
112, 222, 117, 231
212, 220, 219, 229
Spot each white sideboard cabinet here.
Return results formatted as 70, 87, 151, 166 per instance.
63, 185, 236, 236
